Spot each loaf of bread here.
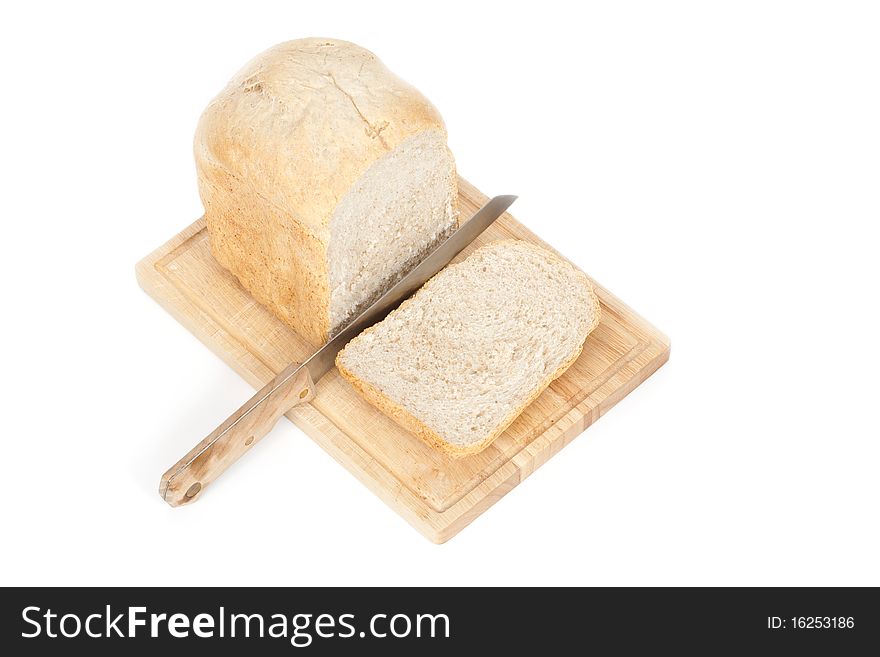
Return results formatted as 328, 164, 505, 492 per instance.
336, 240, 600, 457
195, 38, 458, 345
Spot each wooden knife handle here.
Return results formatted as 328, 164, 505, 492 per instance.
159, 364, 316, 506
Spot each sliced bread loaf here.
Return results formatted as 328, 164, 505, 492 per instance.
335, 239, 600, 457
195, 38, 458, 345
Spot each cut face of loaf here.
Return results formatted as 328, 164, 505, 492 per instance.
336, 240, 601, 457
327, 130, 456, 333
195, 39, 458, 345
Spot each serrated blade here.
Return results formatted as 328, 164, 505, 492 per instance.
302, 194, 517, 381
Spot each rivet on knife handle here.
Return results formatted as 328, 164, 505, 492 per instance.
159, 363, 316, 506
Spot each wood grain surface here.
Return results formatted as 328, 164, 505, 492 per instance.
136, 178, 670, 542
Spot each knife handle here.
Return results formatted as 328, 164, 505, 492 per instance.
159, 364, 316, 507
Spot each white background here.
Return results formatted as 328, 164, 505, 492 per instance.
2, 1, 878, 586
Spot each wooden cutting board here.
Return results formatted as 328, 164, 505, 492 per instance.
137, 178, 669, 542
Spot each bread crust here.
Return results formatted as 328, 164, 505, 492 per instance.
336, 240, 601, 458
195, 38, 451, 344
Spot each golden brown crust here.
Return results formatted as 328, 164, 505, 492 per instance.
195, 38, 451, 345
336, 239, 601, 458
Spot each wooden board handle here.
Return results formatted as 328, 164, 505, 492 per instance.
159, 364, 316, 506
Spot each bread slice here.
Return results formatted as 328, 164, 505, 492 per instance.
336, 240, 600, 457
195, 38, 458, 345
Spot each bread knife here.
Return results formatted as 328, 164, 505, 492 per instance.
160, 195, 517, 506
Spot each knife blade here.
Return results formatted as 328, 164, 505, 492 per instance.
160, 195, 517, 505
